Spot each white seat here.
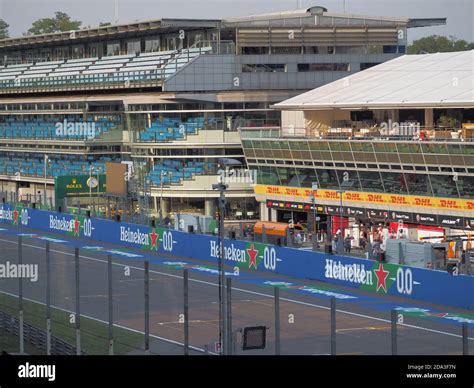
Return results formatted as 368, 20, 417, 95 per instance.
31, 64, 58, 70
48, 71, 80, 77
0, 71, 23, 76
94, 58, 130, 65
67, 57, 98, 63
82, 69, 117, 75
17, 74, 48, 79
34, 60, 64, 65
23, 69, 53, 74
61, 61, 93, 68
99, 54, 135, 60
125, 61, 161, 67
5, 63, 33, 69
53, 66, 86, 72
119, 66, 159, 72
130, 57, 163, 64
88, 64, 122, 70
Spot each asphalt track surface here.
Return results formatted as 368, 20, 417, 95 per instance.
0, 224, 473, 355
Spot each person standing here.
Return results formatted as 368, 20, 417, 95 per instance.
344, 235, 352, 254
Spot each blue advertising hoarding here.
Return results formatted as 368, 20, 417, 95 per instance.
0, 203, 472, 310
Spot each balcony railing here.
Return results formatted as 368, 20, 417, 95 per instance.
239, 125, 474, 142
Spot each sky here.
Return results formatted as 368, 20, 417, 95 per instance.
0, 0, 472, 43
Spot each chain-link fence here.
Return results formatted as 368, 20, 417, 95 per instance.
0, 236, 471, 356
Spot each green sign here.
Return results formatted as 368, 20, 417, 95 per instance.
55, 175, 106, 208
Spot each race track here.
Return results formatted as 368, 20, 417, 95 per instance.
0, 224, 472, 355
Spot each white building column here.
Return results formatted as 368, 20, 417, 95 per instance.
160, 198, 170, 217
425, 108, 434, 130
270, 209, 277, 222
260, 202, 269, 221
205, 198, 216, 217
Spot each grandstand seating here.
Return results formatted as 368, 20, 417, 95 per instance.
0, 116, 121, 140
147, 159, 215, 185
0, 47, 212, 89
0, 153, 117, 177
138, 116, 213, 142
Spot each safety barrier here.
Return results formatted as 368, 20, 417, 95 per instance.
0, 203, 472, 311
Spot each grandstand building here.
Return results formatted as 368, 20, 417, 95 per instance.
0, 6, 444, 220
241, 50, 474, 233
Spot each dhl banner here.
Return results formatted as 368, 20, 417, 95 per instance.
255, 185, 474, 212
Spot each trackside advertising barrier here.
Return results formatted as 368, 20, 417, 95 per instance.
0, 203, 473, 311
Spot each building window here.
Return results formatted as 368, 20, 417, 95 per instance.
72, 45, 85, 59
107, 42, 121, 56
241, 64, 286, 73
127, 40, 141, 54
297, 63, 350, 72
166, 37, 177, 51
145, 38, 161, 52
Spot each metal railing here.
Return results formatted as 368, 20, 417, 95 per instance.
0, 232, 471, 356
239, 125, 474, 142
0, 43, 226, 93
0, 310, 86, 355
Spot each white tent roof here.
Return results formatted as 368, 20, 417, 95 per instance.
275, 50, 474, 110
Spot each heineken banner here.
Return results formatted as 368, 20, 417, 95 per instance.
0, 203, 472, 310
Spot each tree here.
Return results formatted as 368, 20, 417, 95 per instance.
0, 20, 9, 39
99, 22, 112, 27
27, 12, 82, 35
408, 35, 474, 54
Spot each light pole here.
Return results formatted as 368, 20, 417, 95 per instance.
336, 189, 345, 253
309, 193, 316, 233
89, 164, 94, 203
96, 168, 100, 211
212, 182, 228, 355
212, 157, 242, 355
159, 170, 168, 225
43, 155, 48, 206
310, 182, 318, 247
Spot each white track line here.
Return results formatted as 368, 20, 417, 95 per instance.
0, 289, 216, 355
0, 237, 473, 342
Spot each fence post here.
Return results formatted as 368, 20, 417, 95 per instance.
391, 309, 398, 355
75, 247, 81, 355
184, 269, 189, 355
462, 323, 468, 355
226, 277, 232, 355
274, 287, 280, 355
18, 236, 24, 354
107, 254, 114, 355
46, 242, 51, 355
144, 261, 150, 354
329, 297, 336, 355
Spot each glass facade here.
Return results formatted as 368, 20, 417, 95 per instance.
243, 138, 474, 199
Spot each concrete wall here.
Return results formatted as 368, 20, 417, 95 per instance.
282, 110, 305, 136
